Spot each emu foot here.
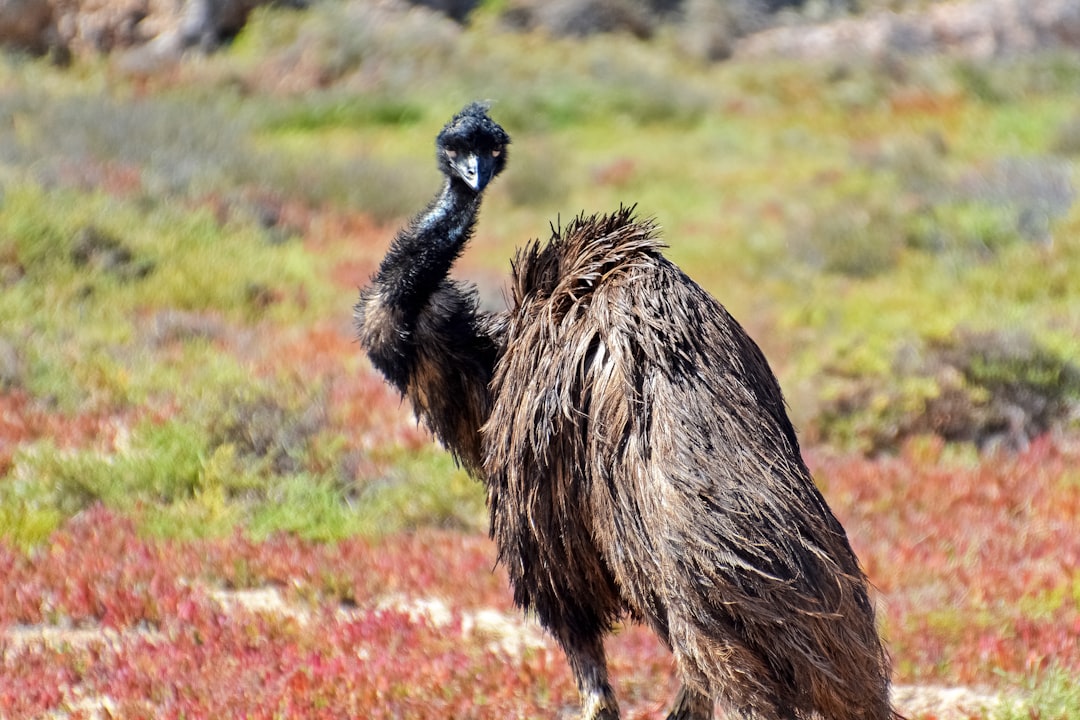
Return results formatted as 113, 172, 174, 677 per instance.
665, 684, 713, 720
559, 631, 620, 720
580, 688, 620, 720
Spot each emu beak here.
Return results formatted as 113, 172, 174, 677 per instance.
452, 152, 496, 192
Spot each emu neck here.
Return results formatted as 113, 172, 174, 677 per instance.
375, 178, 479, 317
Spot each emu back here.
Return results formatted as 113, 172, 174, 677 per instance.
482, 208, 893, 720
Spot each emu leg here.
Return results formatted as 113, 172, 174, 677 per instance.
665, 684, 713, 720
557, 630, 619, 720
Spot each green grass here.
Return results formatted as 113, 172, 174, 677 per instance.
996, 665, 1080, 720
351, 448, 487, 536
0, 185, 324, 409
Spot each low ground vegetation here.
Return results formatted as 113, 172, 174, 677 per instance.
0, 2, 1078, 717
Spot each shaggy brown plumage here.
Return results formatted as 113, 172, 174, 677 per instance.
356, 104, 895, 720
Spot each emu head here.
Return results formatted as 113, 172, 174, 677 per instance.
436, 102, 510, 193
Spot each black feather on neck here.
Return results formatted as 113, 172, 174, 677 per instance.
374, 176, 480, 318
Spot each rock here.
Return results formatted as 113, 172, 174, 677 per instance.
179, 0, 294, 50
677, 0, 737, 61
736, 0, 1080, 60
0, 0, 53, 53
406, 0, 478, 23
52, 0, 158, 56
501, 0, 656, 39
497, 0, 859, 54
0, 0, 297, 60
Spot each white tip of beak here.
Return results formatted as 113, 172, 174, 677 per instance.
457, 153, 481, 190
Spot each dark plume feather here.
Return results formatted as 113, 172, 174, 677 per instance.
484, 208, 893, 718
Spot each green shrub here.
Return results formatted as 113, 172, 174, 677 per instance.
254, 149, 434, 222
954, 59, 1008, 104
352, 448, 487, 535
995, 665, 1080, 720
209, 388, 327, 477
1051, 114, 1080, 155
0, 92, 252, 196
261, 93, 426, 132
811, 328, 1080, 454
791, 196, 907, 278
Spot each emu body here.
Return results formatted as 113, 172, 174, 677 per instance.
356, 104, 894, 720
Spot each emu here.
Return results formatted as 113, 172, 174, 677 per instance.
355, 102, 895, 720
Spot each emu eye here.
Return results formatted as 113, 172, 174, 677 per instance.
491, 148, 502, 158
445, 149, 458, 159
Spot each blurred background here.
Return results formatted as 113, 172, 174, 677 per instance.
0, 1, 1078, 717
